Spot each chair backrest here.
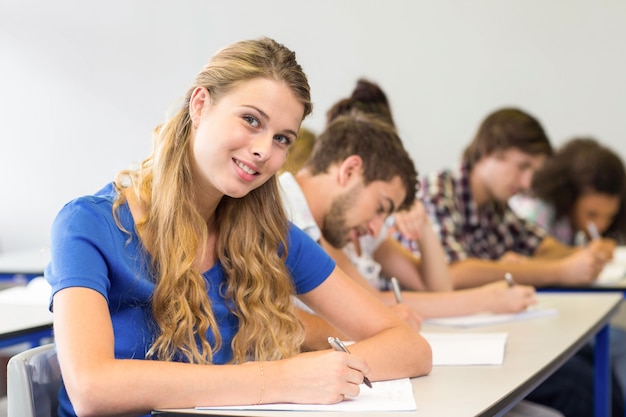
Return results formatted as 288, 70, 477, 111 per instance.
7, 343, 60, 417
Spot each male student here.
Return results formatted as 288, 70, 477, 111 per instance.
418, 107, 614, 289
282, 111, 424, 333
417, 107, 623, 417
281, 112, 536, 323
282, 110, 566, 417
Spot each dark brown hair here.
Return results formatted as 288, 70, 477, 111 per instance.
306, 111, 418, 211
326, 78, 395, 126
531, 137, 626, 242
462, 108, 553, 168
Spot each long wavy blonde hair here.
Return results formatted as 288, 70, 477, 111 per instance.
113, 38, 312, 364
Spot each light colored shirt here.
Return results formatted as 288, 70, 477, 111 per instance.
509, 195, 578, 245
278, 172, 389, 290
278, 172, 321, 242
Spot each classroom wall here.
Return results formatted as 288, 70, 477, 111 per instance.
1, 0, 625, 252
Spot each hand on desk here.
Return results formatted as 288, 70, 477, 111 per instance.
474, 281, 537, 314
560, 245, 610, 285
587, 238, 616, 262
389, 303, 422, 331
275, 349, 371, 403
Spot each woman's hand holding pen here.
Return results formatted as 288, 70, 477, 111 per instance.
583, 220, 615, 269
560, 247, 608, 284
475, 280, 536, 313
275, 349, 371, 404
587, 237, 616, 263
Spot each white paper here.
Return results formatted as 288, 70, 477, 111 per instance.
594, 247, 626, 285
422, 306, 558, 328
195, 378, 415, 411
0, 276, 50, 305
595, 263, 626, 284
422, 332, 508, 365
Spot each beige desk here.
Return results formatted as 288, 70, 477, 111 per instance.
0, 248, 50, 284
153, 292, 622, 417
0, 303, 53, 349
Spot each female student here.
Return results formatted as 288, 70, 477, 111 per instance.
45, 37, 431, 417
511, 137, 626, 246
510, 136, 626, 398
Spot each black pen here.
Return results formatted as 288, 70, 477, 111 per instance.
390, 276, 403, 303
327, 336, 373, 388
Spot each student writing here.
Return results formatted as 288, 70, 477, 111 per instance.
45, 37, 431, 417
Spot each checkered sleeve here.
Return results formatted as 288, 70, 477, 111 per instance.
503, 209, 548, 255
419, 171, 469, 263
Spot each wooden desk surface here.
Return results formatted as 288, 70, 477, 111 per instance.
153, 292, 622, 417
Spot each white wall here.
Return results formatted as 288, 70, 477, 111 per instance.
1, 0, 625, 252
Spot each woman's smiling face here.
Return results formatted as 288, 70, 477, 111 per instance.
190, 77, 304, 200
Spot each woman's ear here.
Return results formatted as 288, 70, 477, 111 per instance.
189, 87, 211, 128
337, 155, 364, 187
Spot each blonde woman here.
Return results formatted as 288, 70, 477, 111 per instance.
46, 38, 431, 417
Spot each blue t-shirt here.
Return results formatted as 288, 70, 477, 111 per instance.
46, 183, 335, 417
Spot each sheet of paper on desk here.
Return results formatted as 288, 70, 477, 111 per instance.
593, 247, 626, 285
594, 263, 626, 285
421, 332, 507, 365
0, 276, 50, 305
195, 378, 415, 411
422, 305, 558, 328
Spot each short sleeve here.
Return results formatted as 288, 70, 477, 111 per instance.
285, 224, 336, 294
46, 197, 118, 307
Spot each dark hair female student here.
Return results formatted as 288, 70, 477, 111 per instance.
513, 137, 626, 244
45, 38, 432, 417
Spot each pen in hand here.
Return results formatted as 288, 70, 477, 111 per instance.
327, 336, 373, 388
390, 276, 403, 303
587, 221, 601, 240
504, 272, 515, 288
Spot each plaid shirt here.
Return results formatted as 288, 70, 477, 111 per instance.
418, 164, 547, 263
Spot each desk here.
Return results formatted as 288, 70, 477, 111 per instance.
0, 248, 50, 284
152, 292, 622, 417
0, 303, 53, 349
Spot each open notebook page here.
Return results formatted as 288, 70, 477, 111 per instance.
195, 378, 415, 411
422, 332, 508, 365
423, 305, 558, 328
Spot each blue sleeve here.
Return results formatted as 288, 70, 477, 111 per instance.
45, 195, 121, 307
285, 223, 336, 294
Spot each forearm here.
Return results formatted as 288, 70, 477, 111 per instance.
348, 324, 432, 380
376, 238, 451, 292
402, 290, 490, 318
534, 236, 577, 259
449, 258, 563, 289
59, 349, 267, 416
302, 271, 432, 380
295, 307, 347, 352
414, 223, 453, 291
